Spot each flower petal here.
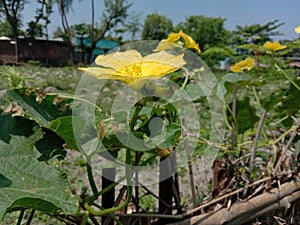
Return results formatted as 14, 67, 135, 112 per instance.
263, 41, 286, 52
141, 51, 186, 76
95, 50, 142, 70
153, 40, 176, 52
179, 31, 201, 53
79, 67, 128, 82
230, 57, 255, 72
80, 50, 186, 85
295, 26, 300, 33
165, 32, 181, 43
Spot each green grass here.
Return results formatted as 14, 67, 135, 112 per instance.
0, 65, 82, 93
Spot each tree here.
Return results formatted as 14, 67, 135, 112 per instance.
26, 0, 52, 40
73, 23, 89, 64
83, 0, 131, 63
0, 19, 24, 37
123, 12, 142, 41
0, 0, 25, 62
141, 13, 173, 40
48, 0, 131, 64
232, 20, 284, 46
44, 0, 76, 63
176, 15, 231, 51
0, 20, 12, 36
26, 21, 43, 38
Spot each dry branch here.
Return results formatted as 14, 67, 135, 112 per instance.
190, 180, 300, 225
167, 180, 300, 225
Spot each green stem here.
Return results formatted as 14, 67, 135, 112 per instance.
180, 67, 189, 90
85, 174, 127, 203
91, 203, 123, 225
199, 76, 234, 130
80, 212, 88, 225
231, 83, 238, 154
84, 186, 132, 216
268, 125, 297, 146
47, 93, 102, 113
130, 101, 144, 131
252, 86, 261, 108
275, 64, 300, 92
86, 159, 98, 199
85, 145, 133, 216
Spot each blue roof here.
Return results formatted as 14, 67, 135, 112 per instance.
77, 38, 117, 50
96, 39, 118, 49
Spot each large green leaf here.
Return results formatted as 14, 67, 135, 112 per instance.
48, 116, 84, 151
227, 97, 259, 134
0, 115, 78, 220
219, 72, 251, 96
222, 72, 251, 83
35, 127, 67, 161
6, 88, 72, 126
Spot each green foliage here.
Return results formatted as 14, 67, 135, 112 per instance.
35, 127, 67, 162
176, 15, 231, 50
139, 195, 156, 213
228, 97, 260, 134
26, 21, 44, 38
6, 88, 72, 126
49, 116, 84, 151
0, 20, 22, 37
0, 0, 25, 36
0, 115, 78, 220
0, 66, 33, 89
232, 20, 284, 46
142, 13, 173, 40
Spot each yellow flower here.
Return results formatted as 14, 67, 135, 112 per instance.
295, 26, 300, 33
154, 31, 201, 53
230, 57, 255, 73
79, 50, 186, 84
263, 41, 287, 52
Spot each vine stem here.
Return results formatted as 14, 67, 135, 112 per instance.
231, 83, 238, 158
275, 64, 300, 92
80, 212, 88, 225
85, 141, 133, 216
86, 158, 99, 199
47, 93, 102, 113
84, 186, 132, 216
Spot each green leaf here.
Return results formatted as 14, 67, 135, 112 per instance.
228, 97, 259, 133
0, 115, 78, 220
184, 83, 205, 102
222, 72, 251, 83
281, 79, 300, 116
149, 123, 182, 149
0, 95, 11, 113
48, 116, 85, 151
219, 72, 251, 96
295, 138, 300, 157
6, 88, 72, 126
35, 127, 67, 161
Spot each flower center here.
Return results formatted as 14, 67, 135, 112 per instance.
119, 63, 143, 77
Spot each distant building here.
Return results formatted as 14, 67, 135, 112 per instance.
0, 36, 69, 66
0, 36, 118, 66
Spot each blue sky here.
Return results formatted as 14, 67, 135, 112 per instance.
23, 0, 300, 40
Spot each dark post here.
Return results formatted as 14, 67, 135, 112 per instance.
102, 168, 116, 225
157, 156, 174, 225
